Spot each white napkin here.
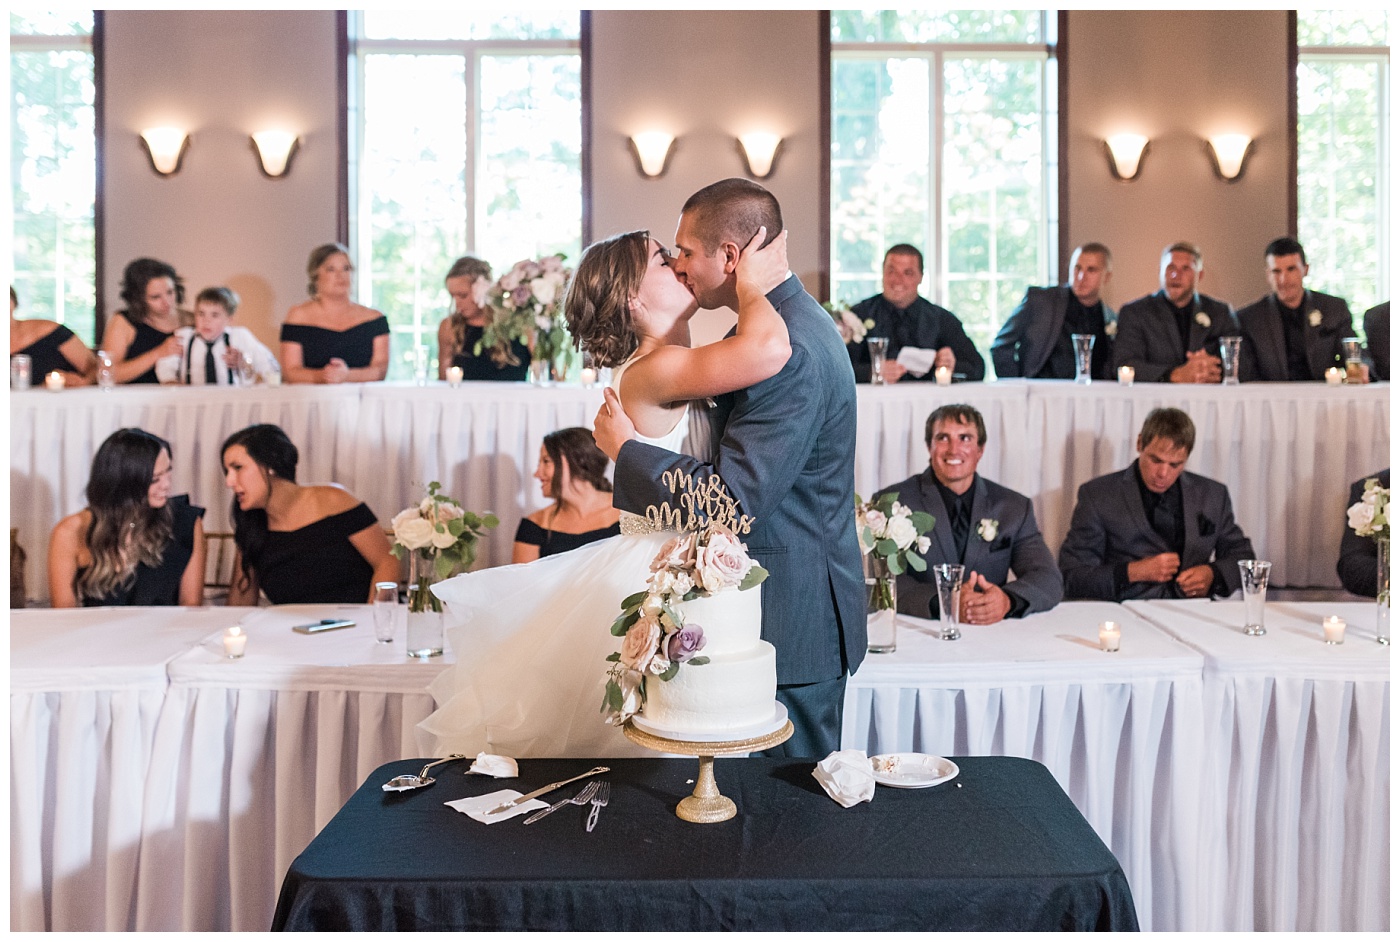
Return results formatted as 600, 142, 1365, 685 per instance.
445, 789, 548, 824
812, 749, 877, 808
469, 753, 518, 778
895, 347, 937, 378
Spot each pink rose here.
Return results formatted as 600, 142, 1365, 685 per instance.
650, 533, 697, 573
696, 526, 751, 594
619, 615, 661, 671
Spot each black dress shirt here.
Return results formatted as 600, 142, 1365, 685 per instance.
1276, 300, 1312, 381
1035, 295, 1110, 379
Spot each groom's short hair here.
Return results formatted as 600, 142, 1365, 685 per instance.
681, 178, 783, 254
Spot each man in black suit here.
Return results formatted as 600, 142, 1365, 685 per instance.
1060, 407, 1255, 601
991, 242, 1117, 380
1112, 242, 1238, 383
876, 404, 1062, 624
1236, 236, 1362, 382
1337, 469, 1390, 597
846, 244, 985, 383
1364, 301, 1389, 381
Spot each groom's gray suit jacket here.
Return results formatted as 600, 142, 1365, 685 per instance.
613, 274, 867, 685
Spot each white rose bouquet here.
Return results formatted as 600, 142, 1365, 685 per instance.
390, 482, 498, 614
478, 254, 574, 374
856, 492, 935, 612
1347, 477, 1389, 541
823, 300, 875, 345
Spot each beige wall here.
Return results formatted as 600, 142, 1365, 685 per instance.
1064, 10, 1291, 311
102, 10, 341, 348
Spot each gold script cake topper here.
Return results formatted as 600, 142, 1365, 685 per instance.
643, 469, 754, 534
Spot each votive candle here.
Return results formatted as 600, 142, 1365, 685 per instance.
45, 371, 65, 391
579, 367, 598, 387
935, 365, 952, 386
446, 365, 464, 387
1098, 620, 1121, 652
1323, 615, 1346, 645
1324, 367, 1345, 386
1118, 365, 1135, 386
223, 625, 248, 658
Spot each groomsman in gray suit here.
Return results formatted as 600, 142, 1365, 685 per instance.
991, 242, 1117, 380
1236, 237, 1362, 382
1060, 408, 1255, 601
596, 179, 865, 757
1112, 242, 1238, 383
876, 404, 1062, 624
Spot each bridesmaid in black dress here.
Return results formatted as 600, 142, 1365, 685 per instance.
512, 427, 621, 563
279, 243, 390, 384
220, 423, 399, 604
47, 428, 207, 607
9, 287, 96, 385
436, 255, 531, 382
99, 258, 188, 384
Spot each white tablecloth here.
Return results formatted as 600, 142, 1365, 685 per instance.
1126, 599, 1390, 932
841, 601, 1206, 931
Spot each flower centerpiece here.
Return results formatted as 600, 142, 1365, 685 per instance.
390, 482, 498, 656
856, 492, 934, 653
823, 300, 874, 345
478, 254, 574, 383
1347, 476, 1391, 644
602, 524, 768, 725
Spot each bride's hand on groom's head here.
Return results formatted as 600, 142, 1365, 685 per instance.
593, 387, 635, 462
736, 226, 789, 296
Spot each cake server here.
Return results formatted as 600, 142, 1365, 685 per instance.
487, 766, 609, 815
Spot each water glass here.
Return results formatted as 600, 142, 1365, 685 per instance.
96, 350, 115, 389
1238, 559, 1271, 636
1071, 333, 1095, 384
372, 581, 400, 644
1342, 336, 1364, 383
1219, 336, 1242, 385
867, 337, 889, 386
10, 354, 33, 390
932, 563, 964, 641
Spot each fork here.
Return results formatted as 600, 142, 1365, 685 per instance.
585, 781, 610, 832
522, 781, 600, 825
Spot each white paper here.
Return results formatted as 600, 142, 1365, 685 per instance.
895, 347, 937, 377
469, 753, 518, 778
446, 788, 548, 824
812, 749, 877, 808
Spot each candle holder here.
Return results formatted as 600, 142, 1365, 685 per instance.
1098, 620, 1121, 652
1322, 616, 1346, 645
45, 371, 66, 391
446, 366, 464, 388
934, 365, 952, 386
1117, 365, 1135, 386
223, 625, 248, 658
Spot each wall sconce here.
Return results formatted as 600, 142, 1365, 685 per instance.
251, 130, 300, 178
1206, 134, 1253, 182
139, 127, 189, 176
1104, 133, 1149, 181
629, 132, 675, 178
738, 132, 782, 179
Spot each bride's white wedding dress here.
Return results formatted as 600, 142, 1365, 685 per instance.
417, 374, 689, 759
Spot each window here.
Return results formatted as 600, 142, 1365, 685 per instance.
10, 12, 97, 344
830, 11, 1056, 352
1297, 11, 1390, 311
350, 12, 582, 380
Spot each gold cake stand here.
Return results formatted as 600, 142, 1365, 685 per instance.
623, 716, 793, 823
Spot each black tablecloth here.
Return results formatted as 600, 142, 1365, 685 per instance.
272, 755, 1138, 931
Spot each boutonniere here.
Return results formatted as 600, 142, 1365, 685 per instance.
1194, 311, 1211, 328
977, 518, 999, 542
1104, 320, 1117, 338
1307, 309, 1322, 328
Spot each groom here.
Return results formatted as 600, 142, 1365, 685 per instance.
595, 178, 866, 757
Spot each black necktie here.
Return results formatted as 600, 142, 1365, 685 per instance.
205, 340, 218, 385
950, 498, 970, 561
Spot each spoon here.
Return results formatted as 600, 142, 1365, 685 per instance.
382, 754, 466, 791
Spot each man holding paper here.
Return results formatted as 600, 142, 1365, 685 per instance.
846, 244, 985, 383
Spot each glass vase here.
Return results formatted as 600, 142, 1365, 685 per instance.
866, 555, 897, 654
406, 549, 445, 657
1377, 537, 1390, 645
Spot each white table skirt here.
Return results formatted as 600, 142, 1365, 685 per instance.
10, 380, 1388, 599
1126, 599, 1390, 932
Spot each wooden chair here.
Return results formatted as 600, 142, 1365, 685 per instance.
204, 531, 239, 601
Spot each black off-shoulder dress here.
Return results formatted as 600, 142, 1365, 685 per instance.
253, 503, 380, 604
514, 517, 621, 558
451, 324, 531, 382
122, 318, 176, 384
16, 324, 81, 376
280, 317, 390, 370
81, 496, 205, 606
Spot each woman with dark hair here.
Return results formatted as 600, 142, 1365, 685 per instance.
513, 427, 620, 563
100, 258, 189, 384
436, 255, 531, 381
48, 428, 206, 606
279, 243, 390, 384
10, 286, 97, 385
220, 423, 398, 604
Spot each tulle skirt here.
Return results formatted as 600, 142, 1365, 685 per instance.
417, 530, 674, 758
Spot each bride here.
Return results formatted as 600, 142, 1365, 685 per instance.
418, 226, 792, 757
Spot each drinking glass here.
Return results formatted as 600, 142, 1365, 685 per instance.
372, 581, 400, 644
1071, 333, 1095, 385
1219, 336, 1242, 385
1342, 337, 1364, 383
1238, 559, 1271, 636
932, 564, 964, 641
10, 354, 32, 390
867, 337, 889, 386
96, 350, 115, 389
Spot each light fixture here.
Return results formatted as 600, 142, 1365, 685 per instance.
1206, 134, 1253, 182
251, 130, 300, 178
629, 131, 675, 178
737, 132, 782, 179
1104, 133, 1149, 181
139, 127, 189, 176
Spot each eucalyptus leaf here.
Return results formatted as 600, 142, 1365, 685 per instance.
658, 662, 679, 682
907, 553, 928, 572
687, 656, 710, 666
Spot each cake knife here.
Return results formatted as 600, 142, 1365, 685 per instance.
487, 766, 609, 815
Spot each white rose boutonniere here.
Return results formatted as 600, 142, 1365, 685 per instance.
1104, 320, 1117, 338
1308, 309, 1323, 328
977, 518, 999, 542
1194, 311, 1211, 328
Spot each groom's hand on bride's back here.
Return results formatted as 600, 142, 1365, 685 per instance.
594, 387, 635, 461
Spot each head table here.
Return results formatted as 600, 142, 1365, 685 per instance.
9, 599, 1387, 931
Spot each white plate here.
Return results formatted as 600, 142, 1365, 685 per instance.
631, 702, 788, 743
870, 753, 959, 788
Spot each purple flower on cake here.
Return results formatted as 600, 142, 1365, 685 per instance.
668, 623, 706, 662
696, 527, 752, 593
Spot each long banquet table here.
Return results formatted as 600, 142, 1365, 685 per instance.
10, 379, 1388, 598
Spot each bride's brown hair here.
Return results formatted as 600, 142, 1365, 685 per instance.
563, 230, 649, 368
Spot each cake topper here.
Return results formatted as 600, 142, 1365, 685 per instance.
642, 469, 755, 535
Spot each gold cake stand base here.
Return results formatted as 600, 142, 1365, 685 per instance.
623, 717, 793, 823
